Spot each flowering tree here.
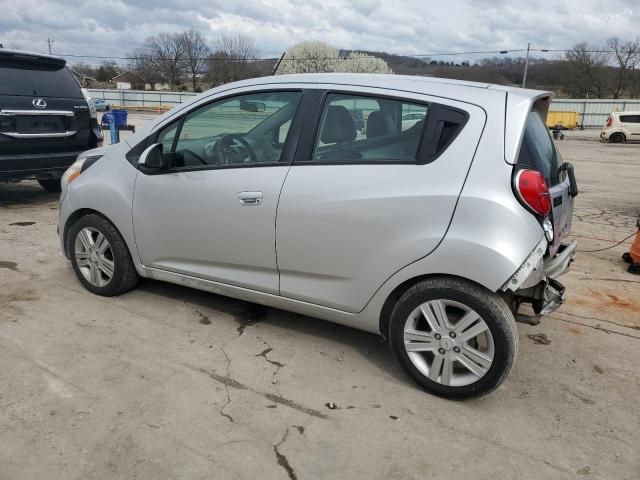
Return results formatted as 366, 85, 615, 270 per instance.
338, 52, 392, 74
276, 41, 392, 74
276, 41, 339, 74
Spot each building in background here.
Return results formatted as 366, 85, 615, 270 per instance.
111, 71, 145, 90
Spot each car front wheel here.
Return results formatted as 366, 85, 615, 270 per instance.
69, 214, 139, 296
388, 277, 518, 399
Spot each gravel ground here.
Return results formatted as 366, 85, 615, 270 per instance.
1, 116, 639, 480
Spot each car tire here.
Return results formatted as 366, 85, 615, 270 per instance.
388, 277, 518, 399
610, 132, 626, 143
38, 178, 61, 192
68, 214, 139, 296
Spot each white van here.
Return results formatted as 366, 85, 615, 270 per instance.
601, 111, 640, 143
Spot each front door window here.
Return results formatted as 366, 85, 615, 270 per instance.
163, 91, 301, 168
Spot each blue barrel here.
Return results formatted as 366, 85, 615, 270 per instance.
112, 109, 128, 127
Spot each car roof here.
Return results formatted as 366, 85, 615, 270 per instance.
0, 48, 66, 67
225, 72, 548, 100
612, 111, 640, 115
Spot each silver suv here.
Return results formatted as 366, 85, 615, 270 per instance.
58, 74, 578, 398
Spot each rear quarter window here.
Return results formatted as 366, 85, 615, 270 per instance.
517, 111, 563, 186
0, 62, 82, 98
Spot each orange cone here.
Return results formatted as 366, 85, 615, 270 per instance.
623, 218, 640, 274
631, 226, 640, 264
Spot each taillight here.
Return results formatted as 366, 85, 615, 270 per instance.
606, 116, 613, 128
516, 169, 551, 217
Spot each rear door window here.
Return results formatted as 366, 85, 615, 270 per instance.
517, 111, 563, 186
310, 93, 428, 163
0, 62, 81, 98
620, 115, 640, 123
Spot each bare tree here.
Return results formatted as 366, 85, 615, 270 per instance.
71, 62, 97, 78
180, 29, 210, 91
565, 42, 609, 97
95, 61, 119, 82
129, 50, 162, 89
630, 68, 640, 99
607, 37, 640, 98
207, 35, 258, 85
144, 33, 186, 89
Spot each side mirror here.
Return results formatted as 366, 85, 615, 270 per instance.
138, 143, 164, 169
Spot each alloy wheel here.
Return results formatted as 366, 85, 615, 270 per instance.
74, 227, 115, 288
403, 300, 495, 387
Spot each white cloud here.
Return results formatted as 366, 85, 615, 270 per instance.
0, 0, 638, 65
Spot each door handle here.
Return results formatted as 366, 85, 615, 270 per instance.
238, 191, 263, 206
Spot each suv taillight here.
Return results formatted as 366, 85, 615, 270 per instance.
606, 116, 613, 128
515, 169, 551, 217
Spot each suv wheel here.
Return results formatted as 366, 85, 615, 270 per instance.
388, 277, 518, 399
610, 132, 626, 143
69, 214, 139, 296
38, 178, 61, 192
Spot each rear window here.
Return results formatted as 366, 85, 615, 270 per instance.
0, 62, 81, 98
517, 111, 563, 186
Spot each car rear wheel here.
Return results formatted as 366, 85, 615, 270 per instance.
610, 132, 626, 143
388, 277, 518, 399
38, 178, 61, 192
69, 214, 139, 296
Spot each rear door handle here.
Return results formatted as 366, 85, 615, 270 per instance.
238, 191, 263, 205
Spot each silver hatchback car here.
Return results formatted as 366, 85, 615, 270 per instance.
58, 74, 578, 398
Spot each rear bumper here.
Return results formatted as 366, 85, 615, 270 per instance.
544, 240, 577, 279
538, 278, 566, 315
0, 150, 84, 180
504, 238, 577, 317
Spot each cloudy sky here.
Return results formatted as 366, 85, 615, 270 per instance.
0, 0, 638, 64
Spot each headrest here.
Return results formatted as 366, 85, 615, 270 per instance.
321, 106, 357, 144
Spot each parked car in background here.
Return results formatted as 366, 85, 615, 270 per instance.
601, 111, 640, 143
93, 98, 110, 112
401, 111, 426, 130
58, 73, 578, 398
0, 50, 102, 191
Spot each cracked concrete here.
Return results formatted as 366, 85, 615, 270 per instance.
273, 429, 297, 480
1, 125, 639, 479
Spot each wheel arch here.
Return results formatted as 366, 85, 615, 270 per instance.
611, 131, 626, 142
378, 273, 496, 339
63, 208, 135, 264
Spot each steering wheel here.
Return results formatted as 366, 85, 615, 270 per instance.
214, 134, 257, 165
181, 148, 208, 166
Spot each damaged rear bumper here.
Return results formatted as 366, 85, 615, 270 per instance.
503, 238, 577, 316
538, 278, 566, 315
545, 241, 577, 279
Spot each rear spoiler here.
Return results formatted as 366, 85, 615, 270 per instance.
504, 90, 554, 165
0, 49, 66, 68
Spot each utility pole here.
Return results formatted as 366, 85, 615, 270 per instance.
522, 42, 530, 88
47, 38, 54, 54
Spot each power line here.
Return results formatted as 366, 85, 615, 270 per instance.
48, 48, 558, 62
50, 47, 625, 65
